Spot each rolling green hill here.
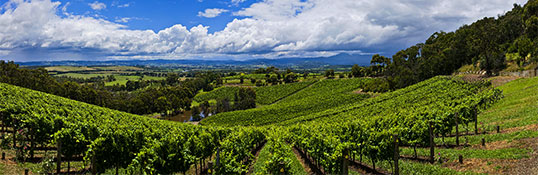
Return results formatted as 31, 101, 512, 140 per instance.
200, 78, 372, 126
193, 81, 315, 105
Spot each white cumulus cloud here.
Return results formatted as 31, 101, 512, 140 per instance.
231, 0, 247, 5
88, 1, 106, 10
198, 8, 229, 18
0, 0, 528, 61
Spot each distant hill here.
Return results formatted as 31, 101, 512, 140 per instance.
16, 53, 373, 68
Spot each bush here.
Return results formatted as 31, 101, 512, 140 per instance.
363, 78, 390, 93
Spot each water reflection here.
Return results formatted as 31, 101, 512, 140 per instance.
160, 110, 213, 122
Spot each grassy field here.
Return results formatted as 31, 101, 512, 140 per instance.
54, 73, 165, 86
45, 66, 143, 72
54, 73, 106, 78
105, 75, 165, 86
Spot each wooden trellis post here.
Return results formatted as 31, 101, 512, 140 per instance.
455, 113, 459, 146
474, 110, 478, 135
91, 154, 97, 175
429, 122, 435, 164
56, 140, 62, 174
393, 134, 399, 175
342, 148, 349, 175
208, 161, 213, 175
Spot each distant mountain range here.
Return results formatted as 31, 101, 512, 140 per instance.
17, 53, 373, 68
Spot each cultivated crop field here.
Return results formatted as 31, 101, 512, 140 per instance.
4, 74, 536, 174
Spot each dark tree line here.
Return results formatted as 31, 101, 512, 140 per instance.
0, 61, 220, 115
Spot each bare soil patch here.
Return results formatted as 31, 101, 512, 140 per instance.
458, 75, 519, 87
489, 76, 519, 87
0, 149, 34, 175
444, 158, 516, 174
506, 137, 538, 175
471, 140, 514, 150
352, 89, 380, 98
500, 123, 538, 134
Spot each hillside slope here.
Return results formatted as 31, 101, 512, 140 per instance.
200, 78, 372, 126
380, 76, 538, 174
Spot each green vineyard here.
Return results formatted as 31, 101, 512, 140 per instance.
201, 78, 372, 126
193, 81, 315, 105
3, 0, 538, 174
0, 75, 509, 174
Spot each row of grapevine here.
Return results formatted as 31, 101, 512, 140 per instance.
0, 83, 240, 174
280, 76, 495, 125
214, 128, 266, 174
201, 78, 372, 126
284, 77, 503, 173
254, 128, 307, 174
254, 81, 316, 105
0, 76, 504, 174
193, 81, 314, 105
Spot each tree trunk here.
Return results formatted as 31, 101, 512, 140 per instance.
414, 144, 417, 158
30, 132, 35, 159
56, 140, 62, 174
475, 110, 478, 134
372, 158, 376, 172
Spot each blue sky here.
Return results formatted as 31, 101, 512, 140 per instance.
55, 0, 254, 33
0, 0, 528, 62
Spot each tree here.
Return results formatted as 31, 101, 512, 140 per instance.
234, 88, 256, 110
325, 69, 335, 78
351, 64, 361, 77
370, 54, 390, 76
240, 76, 245, 84
107, 75, 116, 82
255, 80, 264, 87
508, 36, 536, 66
284, 72, 297, 83
166, 73, 180, 85
266, 75, 279, 85
156, 96, 171, 115
216, 98, 231, 113
472, 17, 506, 76
525, 16, 538, 39
191, 106, 201, 121
200, 101, 210, 116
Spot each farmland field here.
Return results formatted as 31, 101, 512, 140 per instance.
54, 73, 165, 86
4, 74, 538, 174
